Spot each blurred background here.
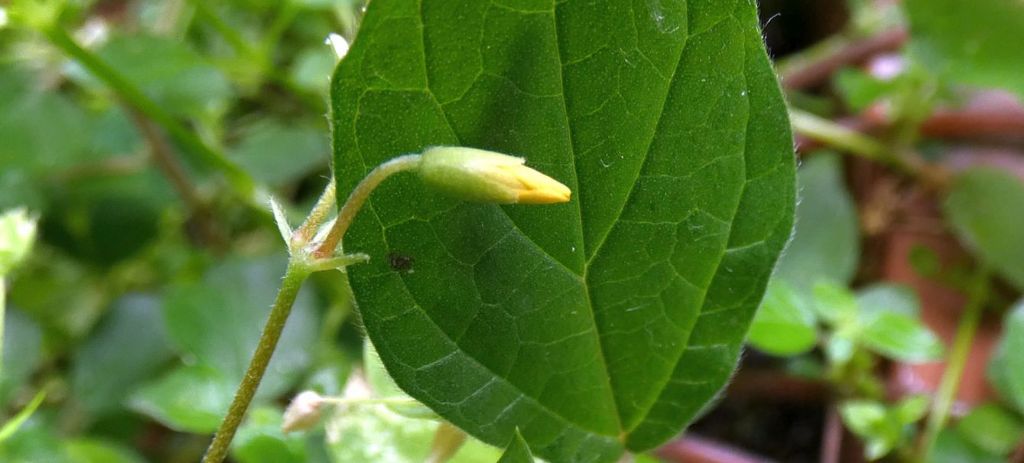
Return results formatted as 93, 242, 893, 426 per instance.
2, 0, 1024, 462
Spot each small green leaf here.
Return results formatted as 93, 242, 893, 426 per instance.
70, 294, 175, 418
232, 406, 307, 463
906, 0, 1024, 100
812, 280, 859, 325
834, 68, 896, 112
989, 299, 1024, 414
944, 167, 1024, 291
128, 365, 234, 433
930, 429, 1004, 463
64, 438, 147, 463
633, 455, 663, 463
497, 429, 534, 463
0, 66, 91, 177
333, 1, 796, 460
841, 396, 929, 461
290, 47, 336, 95
856, 284, 920, 318
774, 153, 860, 296
860, 311, 944, 362
6, 255, 103, 338
229, 121, 329, 188
893, 395, 929, 424
839, 400, 897, 461
956, 403, 1024, 456
748, 280, 817, 356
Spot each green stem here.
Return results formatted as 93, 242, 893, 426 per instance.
262, 1, 299, 54
788, 108, 939, 181
40, 25, 263, 205
0, 388, 46, 443
189, 0, 324, 112
789, 108, 890, 161
313, 154, 422, 258
202, 260, 311, 463
190, 1, 259, 61
918, 267, 990, 461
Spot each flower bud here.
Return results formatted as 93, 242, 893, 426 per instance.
0, 208, 37, 276
418, 146, 571, 204
282, 390, 325, 433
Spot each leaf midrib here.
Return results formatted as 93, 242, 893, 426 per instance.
548, 0, 625, 435
413, 0, 620, 437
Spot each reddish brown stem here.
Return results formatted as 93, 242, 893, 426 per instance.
782, 28, 908, 90
921, 106, 1024, 140
820, 405, 844, 463
127, 107, 226, 249
726, 369, 830, 403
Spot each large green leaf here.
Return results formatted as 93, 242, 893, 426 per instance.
331, 1, 794, 461
906, 0, 1024, 100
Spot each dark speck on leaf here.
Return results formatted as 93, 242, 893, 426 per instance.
387, 252, 414, 272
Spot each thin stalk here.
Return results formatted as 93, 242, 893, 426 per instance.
313, 154, 422, 257
127, 108, 226, 249
293, 177, 337, 245
0, 388, 46, 442
789, 108, 945, 187
40, 25, 262, 205
918, 267, 990, 461
262, 1, 299, 54
790, 108, 889, 161
202, 261, 311, 463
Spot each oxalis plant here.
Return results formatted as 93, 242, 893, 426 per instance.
203, 1, 796, 462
